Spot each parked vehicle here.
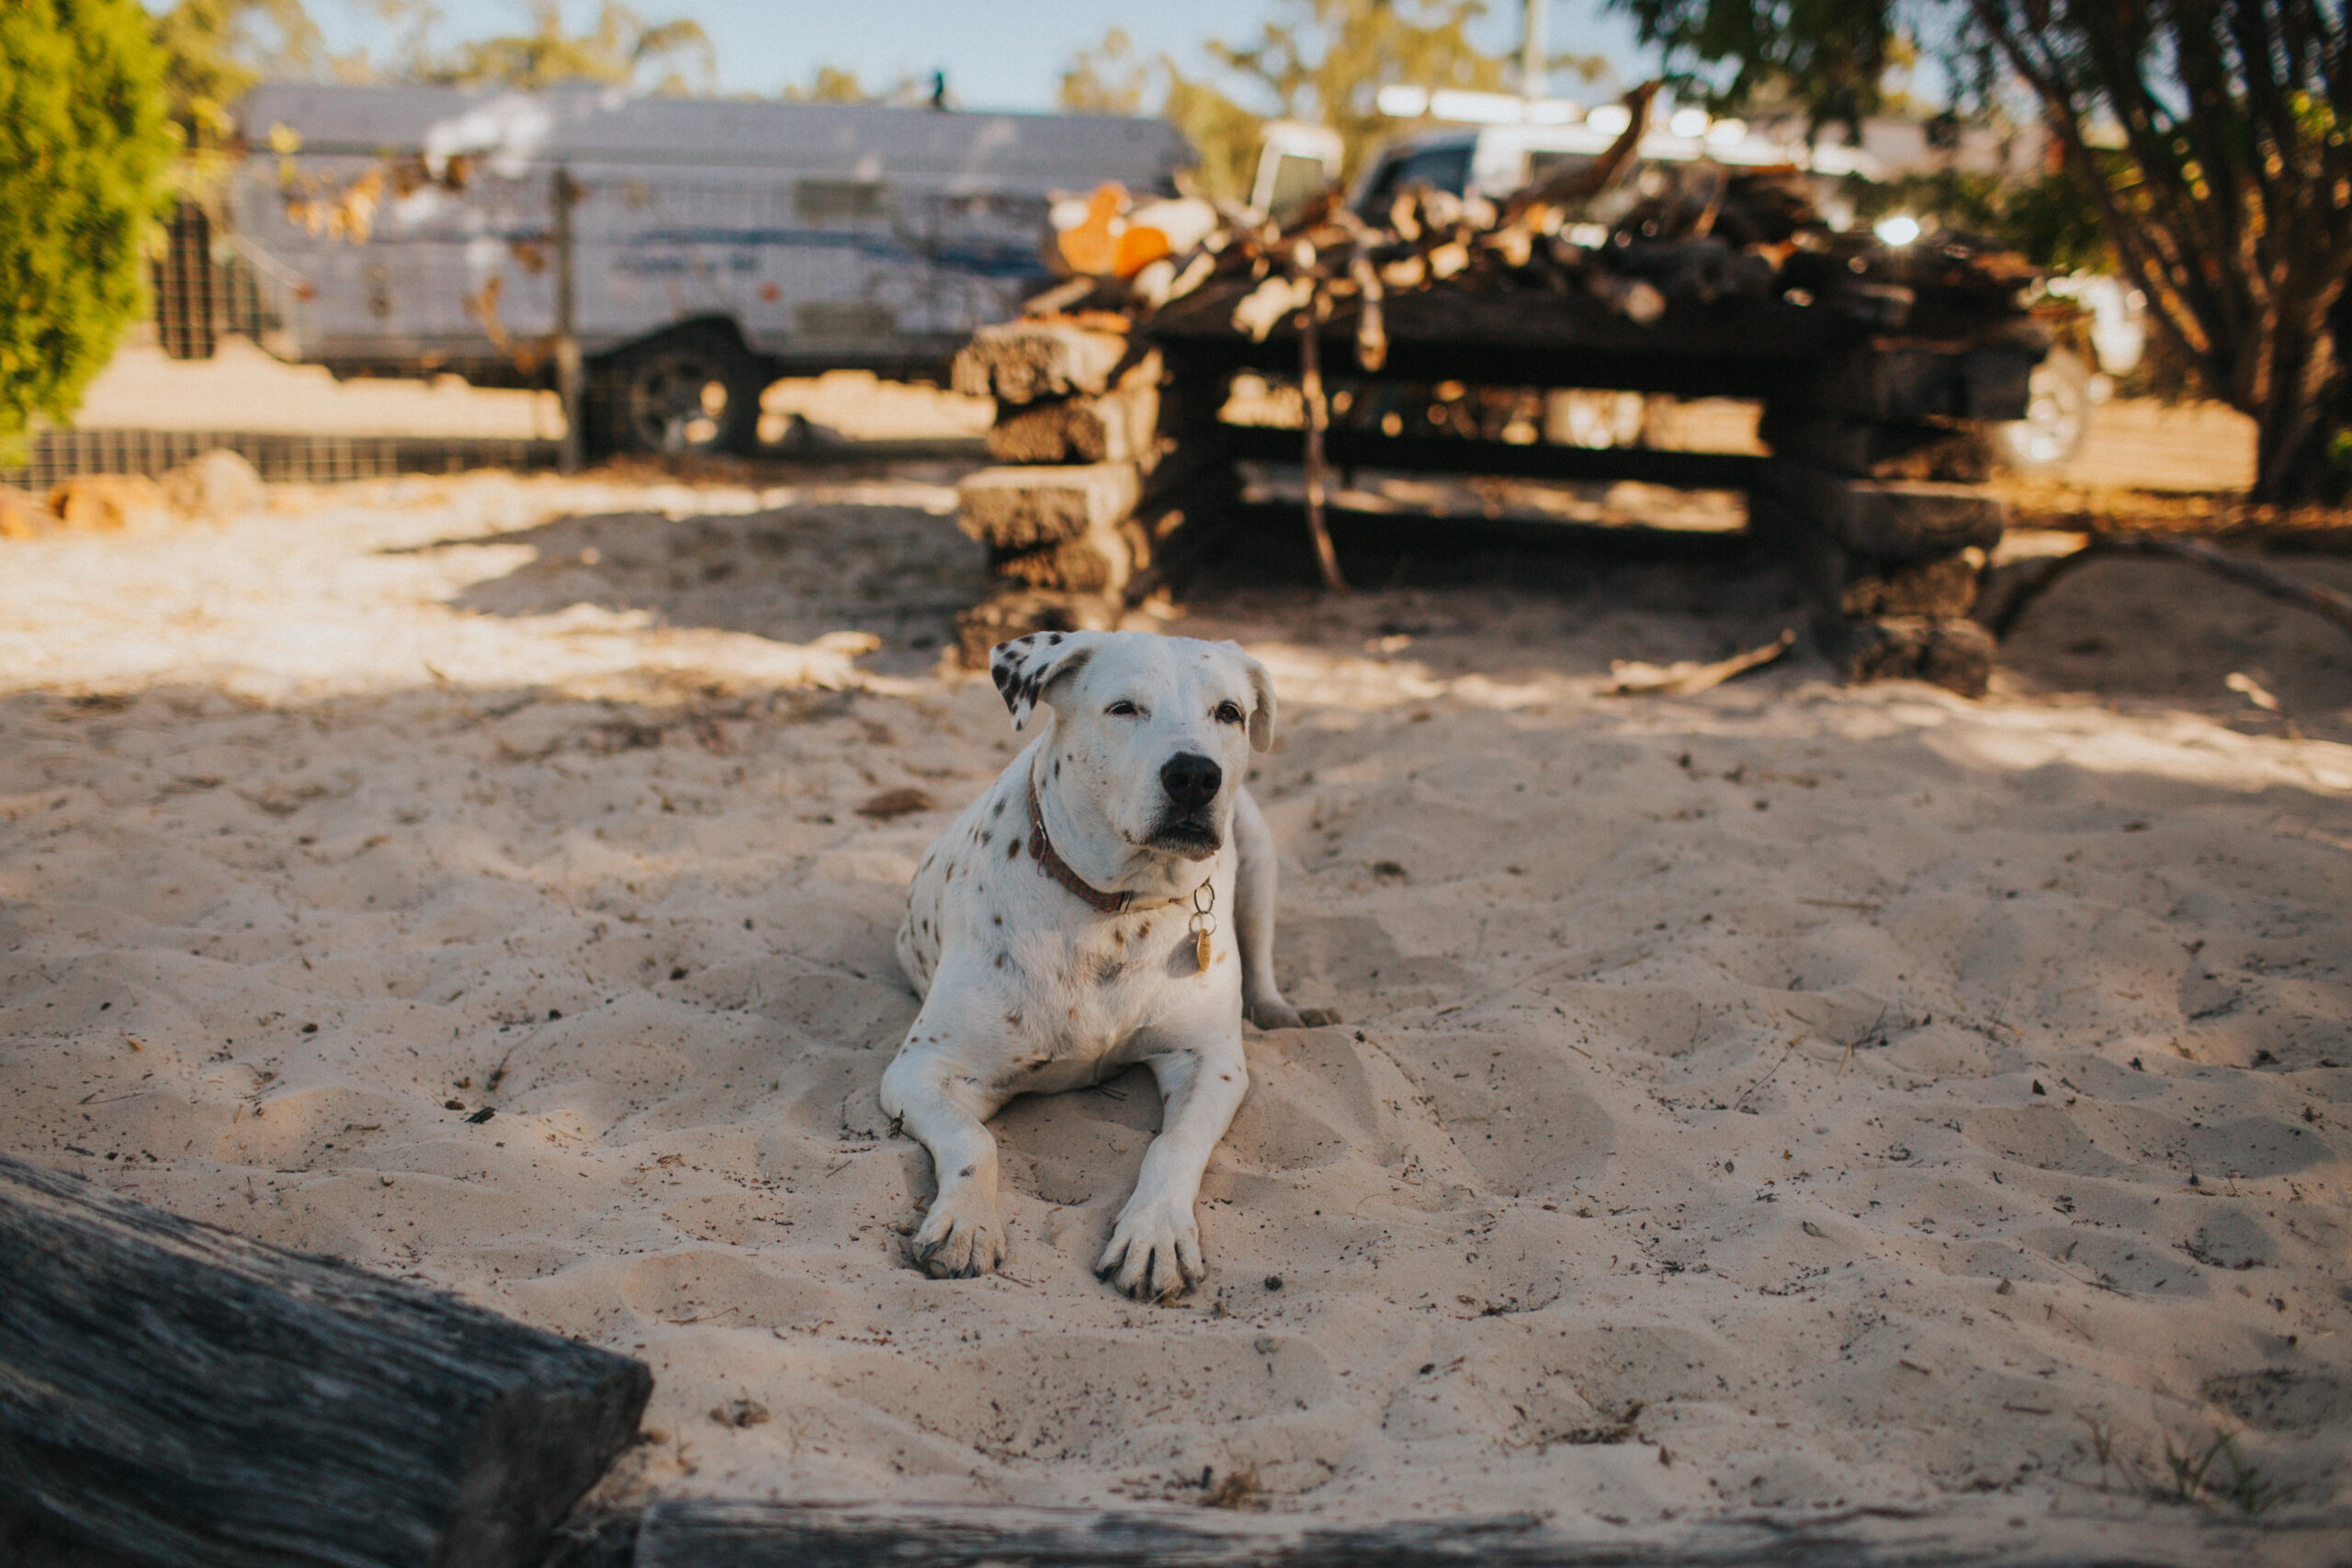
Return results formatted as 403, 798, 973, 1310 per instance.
212, 85, 1191, 453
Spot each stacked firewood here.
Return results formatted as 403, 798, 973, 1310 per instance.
950, 85, 2043, 694
947, 317, 1235, 668
1748, 339, 2032, 697
1029, 82, 2007, 345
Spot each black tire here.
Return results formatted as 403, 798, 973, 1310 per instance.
1987, 345, 2091, 475
582, 326, 764, 457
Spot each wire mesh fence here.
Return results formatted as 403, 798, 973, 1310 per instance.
2, 429, 561, 491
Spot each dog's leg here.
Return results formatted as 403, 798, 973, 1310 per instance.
1234, 788, 1340, 1030
881, 1041, 1011, 1279
1098, 1039, 1249, 1301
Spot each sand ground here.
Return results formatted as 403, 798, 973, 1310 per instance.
8, 345, 2350, 1559
3, 457, 2347, 1562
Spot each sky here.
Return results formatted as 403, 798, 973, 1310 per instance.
258, 0, 1666, 112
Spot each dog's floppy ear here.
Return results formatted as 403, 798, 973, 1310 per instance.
989, 630, 1105, 731
1224, 641, 1277, 753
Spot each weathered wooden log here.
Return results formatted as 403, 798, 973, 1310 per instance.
1758, 464, 2006, 562
1117, 459, 1245, 604
0, 1153, 649, 1568
1756, 414, 1993, 484
627, 1496, 2057, 1568
1818, 613, 1996, 697
988, 384, 1163, 467
989, 516, 1142, 593
954, 586, 1123, 670
951, 320, 1133, 403
956, 462, 1143, 550
1796, 533, 1984, 618
1776, 342, 2038, 424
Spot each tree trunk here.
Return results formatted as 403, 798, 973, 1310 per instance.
2249, 285, 2351, 506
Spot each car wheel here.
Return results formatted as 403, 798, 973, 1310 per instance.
586, 330, 763, 457
1988, 345, 2091, 474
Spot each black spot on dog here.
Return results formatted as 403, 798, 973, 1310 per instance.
958, 1164, 976, 1178
1005, 837, 1020, 861
1092, 954, 1126, 986
991, 797, 1006, 818
993, 953, 1006, 968
978, 830, 991, 846
1004, 1010, 1022, 1026
1046, 632, 1062, 644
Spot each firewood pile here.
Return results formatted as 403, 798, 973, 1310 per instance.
947, 319, 1238, 670
949, 86, 2048, 695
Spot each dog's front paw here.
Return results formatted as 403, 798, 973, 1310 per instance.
912, 1184, 1006, 1279
1097, 1200, 1204, 1303
1246, 996, 1341, 1030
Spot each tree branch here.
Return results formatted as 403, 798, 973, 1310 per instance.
1989, 534, 2352, 642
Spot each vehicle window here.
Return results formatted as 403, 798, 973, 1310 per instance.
1365, 142, 1474, 206
1264, 152, 1331, 221
1525, 149, 1591, 186
796, 179, 890, 221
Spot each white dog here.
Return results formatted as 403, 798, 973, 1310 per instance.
885, 630, 1335, 1301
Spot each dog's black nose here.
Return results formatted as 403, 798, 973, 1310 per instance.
1161, 752, 1222, 810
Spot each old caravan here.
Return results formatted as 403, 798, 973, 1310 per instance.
217, 85, 1190, 453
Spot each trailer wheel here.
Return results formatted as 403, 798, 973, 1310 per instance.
585, 328, 764, 457
1987, 345, 2091, 475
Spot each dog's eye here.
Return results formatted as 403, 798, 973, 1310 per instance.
1106, 700, 1141, 717
1214, 701, 1245, 725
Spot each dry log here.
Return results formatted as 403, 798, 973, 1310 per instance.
1758, 465, 2007, 562
0, 1153, 649, 1568
628, 1496, 2052, 1568
1795, 533, 1984, 618
954, 586, 1123, 669
1756, 414, 1994, 483
1778, 344, 2039, 424
47, 475, 170, 533
986, 382, 1164, 467
951, 320, 1132, 403
1606, 629, 1797, 695
956, 462, 1142, 550
0, 485, 50, 538
989, 516, 1142, 593
1501, 81, 1662, 228
1118, 463, 1246, 604
1986, 533, 2352, 642
1819, 614, 1996, 697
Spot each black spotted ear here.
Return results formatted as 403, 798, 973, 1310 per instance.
1221, 640, 1276, 752
988, 630, 1105, 731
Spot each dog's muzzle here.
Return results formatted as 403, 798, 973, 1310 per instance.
1153, 751, 1224, 856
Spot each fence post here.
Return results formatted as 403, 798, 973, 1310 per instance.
553, 166, 583, 474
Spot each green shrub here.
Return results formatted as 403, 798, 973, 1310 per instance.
0, 0, 178, 459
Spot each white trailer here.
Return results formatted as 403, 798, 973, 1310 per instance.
222, 85, 1191, 453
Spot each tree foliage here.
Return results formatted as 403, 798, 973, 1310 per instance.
1611, 0, 2352, 502
784, 65, 875, 104
365, 0, 714, 95
0, 0, 179, 458
152, 0, 325, 149
429, 1, 713, 94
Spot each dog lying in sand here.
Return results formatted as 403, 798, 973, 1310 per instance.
886, 630, 1336, 1300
